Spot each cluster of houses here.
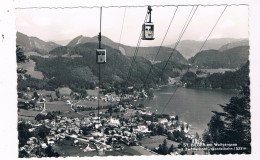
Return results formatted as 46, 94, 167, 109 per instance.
19, 111, 151, 157
19, 102, 204, 157
18, 85, 204, 157
85, 94, 121, 102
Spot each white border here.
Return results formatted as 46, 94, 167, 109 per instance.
1, 0, 259, 160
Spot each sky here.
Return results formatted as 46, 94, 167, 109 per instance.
16, 5, 248, 46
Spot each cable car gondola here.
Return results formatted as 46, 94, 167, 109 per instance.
142, 6, 155, 40
96, 31, 106, 64
96, 48, 106, 64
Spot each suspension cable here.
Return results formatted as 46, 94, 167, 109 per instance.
158, 6, 197, 80
159, 5, 228, 114
124, 12, 149, 86
190, 5, 228, 68
118, 8, 127, 50
142, 6, 198, 106
97, 7, 102, 123
129, 7, 179, 119
142, 6, 179, 87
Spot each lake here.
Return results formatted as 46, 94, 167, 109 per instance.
144, 86, 238, 136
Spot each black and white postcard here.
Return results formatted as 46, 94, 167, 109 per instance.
0, 0, 259, 159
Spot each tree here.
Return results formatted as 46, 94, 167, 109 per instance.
33, 91, 39, 100
169, 144, 174, 153
55, 90, 60, 98
16, 45, 27, 63
156, 139, 169, 155
175, 115, 179, 121
168, 132, 175, 141
44, 146, 60, 157
37, 125, 50, 139
202, 130, 212, 144
207, 113, 225, 143
81, 126, 91, 135
195, 132, 199, 139
162, 139, 168, 155
204, 85, 251, 154
157, 124, 164, 135
19, 150, 29, 158
181, 123, 185, 131
104, 128, 110, 135
18, 122, 33, 147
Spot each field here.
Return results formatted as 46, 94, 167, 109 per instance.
18, 59, 44, 79
61, 112, 87, 119
86, 89, 98, 96
140, 136, 179, 151
18, 109, 40, 121
58, 87, 72, 96
45, 101, 71, 112
53, 139, 98, 157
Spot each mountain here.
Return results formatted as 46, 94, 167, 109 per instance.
189, 46, 249, 69
67, 35, 118, 48
16, 32, 60, 54
168, 38, 247, 59
219, 39, 249, 52
66, 35, 188, 64
30, 42, 186, 91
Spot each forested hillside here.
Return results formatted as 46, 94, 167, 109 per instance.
65, 35, 188, 64
188, 46, 249, 69
23, 43, 186, 92
181, 61, 249, 89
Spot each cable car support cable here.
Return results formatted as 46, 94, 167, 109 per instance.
142, 5, 198, 107
130, 6, 179, 118
188, 5, 228, 72
118, 8, 127, 51
159, 5, 228, 114
124, 12, 149, 86
142, 6, 179, 88
97, 7, 103, 124
157, 6, 197, 81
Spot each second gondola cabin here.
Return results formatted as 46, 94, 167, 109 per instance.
142, 22, 154, 40
96, 49, 106, 64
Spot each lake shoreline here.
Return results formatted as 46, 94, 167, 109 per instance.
145, 86, 238, 136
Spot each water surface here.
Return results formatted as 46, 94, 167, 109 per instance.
145, 86, 237, 135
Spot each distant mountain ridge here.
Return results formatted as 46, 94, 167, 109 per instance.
16, 32, 60, 54
219, 39, 249, 51
17, 32, 249, 69
31, 43, 186, 89
65, 35, 188, 64
189, 46, 249, 69
168, 38, 248, 59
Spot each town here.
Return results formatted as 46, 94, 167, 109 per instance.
18, 85, 205, 157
